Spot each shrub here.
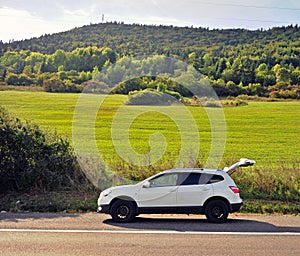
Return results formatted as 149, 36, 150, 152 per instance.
82, 80, 109, 94
184, 96, 222, 108
165, 90, 182, 101
5, 73, 33, 86
0, 106, 91, 193
222, 99, 248, 107
126, 90, 180, 105
43, 77, 65, 92
43, 77, 81, 93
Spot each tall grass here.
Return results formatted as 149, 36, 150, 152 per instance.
232, 163, 300, 202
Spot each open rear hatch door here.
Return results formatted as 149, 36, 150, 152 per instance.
223, 158, 255, 175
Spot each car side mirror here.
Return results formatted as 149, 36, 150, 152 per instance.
142, 181, 150, 188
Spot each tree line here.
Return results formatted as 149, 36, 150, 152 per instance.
0, 46, 117, 92
0, 23, 299, 98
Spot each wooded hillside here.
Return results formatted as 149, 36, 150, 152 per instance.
0, 22, 299, 98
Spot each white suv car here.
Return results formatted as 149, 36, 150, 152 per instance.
97, 158, 255, 223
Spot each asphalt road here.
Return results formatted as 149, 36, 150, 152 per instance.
0, 212, 299, 256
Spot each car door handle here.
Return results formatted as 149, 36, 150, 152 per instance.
201, 188, 211, 191
170, 188, 177, 192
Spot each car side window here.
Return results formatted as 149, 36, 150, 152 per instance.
208, 174, 224, 184
199, 174, 224, 184
179, 173, 202, 185
178, 173, 225, 185
150, 173, 178, 187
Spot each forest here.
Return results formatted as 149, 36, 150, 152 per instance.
0, 22, 299, 98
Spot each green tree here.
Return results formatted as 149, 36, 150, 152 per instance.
25, 52, 45, 67
0, 66, 6, 82
291, 68, 300, 85
215, 58, 227, 78
23, 65, 33, 77
157, 82, 167, 93
53, 49, 67, 69
18, 74, 33, 86
226, 81, 244, 96
5, 73, 19, 85
188, 52, 197, 66
275, 67, 291, 88
255, 63, 276, 86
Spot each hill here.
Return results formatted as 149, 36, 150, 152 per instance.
0, 22, 300, 98
1, 22, 300, 56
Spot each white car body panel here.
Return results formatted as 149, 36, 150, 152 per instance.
138, 185, 178, 207
176, 184, 213, 206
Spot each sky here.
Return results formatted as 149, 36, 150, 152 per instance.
1, 0, 300, 43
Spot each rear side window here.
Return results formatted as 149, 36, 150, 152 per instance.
178, 172, 224, 185
207, 174, 224, 184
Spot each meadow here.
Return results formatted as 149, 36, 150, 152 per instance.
1, 91, 299, 167
0, 91, 299, 212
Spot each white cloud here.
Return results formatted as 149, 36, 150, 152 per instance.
0, 6, 98, 42
0, 7, 45, 42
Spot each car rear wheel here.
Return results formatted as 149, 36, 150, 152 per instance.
110, 200, 136, 223
205, 200, 229, 223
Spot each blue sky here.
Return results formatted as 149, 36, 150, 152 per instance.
1, 0, 300, 42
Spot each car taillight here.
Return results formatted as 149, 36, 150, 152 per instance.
229, 186, 240, 194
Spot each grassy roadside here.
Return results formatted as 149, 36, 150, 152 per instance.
0, 191, 98, 213
241, 199, 300, 215
1, 192, 299, 215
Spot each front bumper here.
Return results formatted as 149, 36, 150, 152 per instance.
97, 204, 110, 214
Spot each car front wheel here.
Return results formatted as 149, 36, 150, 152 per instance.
205, 200, 229, 223
110, 200, 136, 223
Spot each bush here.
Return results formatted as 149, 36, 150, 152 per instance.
82, 80, 109, 94
268, 85, 300, 99
5, 73, 34, 86
222, 99, 248, 107
126, 90, 180, 105
43, 77, 64, 92
165, 90, 183, 101
43, 77, 82, 93
184, 96, 222, 108
0, 106, 92, 193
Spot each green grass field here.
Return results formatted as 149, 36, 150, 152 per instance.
1, 91, 299, 213
1, 91, 299, 168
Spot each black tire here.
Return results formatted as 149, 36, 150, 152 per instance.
205, 200, 229, 223
110, 200, 136, 223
